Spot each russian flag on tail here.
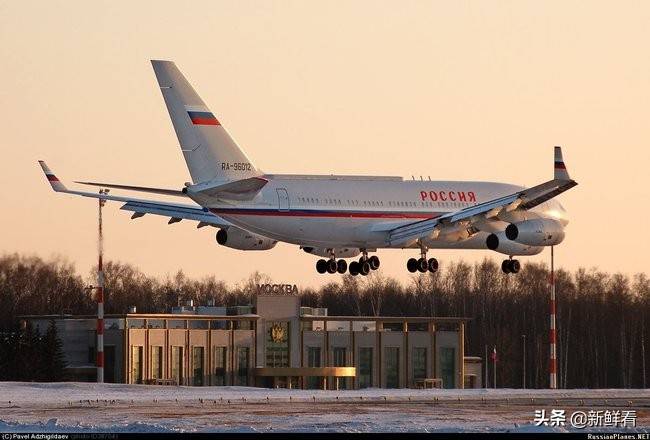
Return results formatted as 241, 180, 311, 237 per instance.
186, 106, 220, 126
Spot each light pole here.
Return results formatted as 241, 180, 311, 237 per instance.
96, 188, 108, 383
550, 246, 557, 389
521, 334, 526, 389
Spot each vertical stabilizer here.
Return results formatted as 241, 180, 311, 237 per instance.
151, 60, 258, 184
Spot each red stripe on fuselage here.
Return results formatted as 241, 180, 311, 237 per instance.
209, 208, 442, 219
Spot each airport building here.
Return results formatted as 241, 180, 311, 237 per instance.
21, 293, 480, 389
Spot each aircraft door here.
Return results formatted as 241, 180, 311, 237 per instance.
277, 188, 290, 211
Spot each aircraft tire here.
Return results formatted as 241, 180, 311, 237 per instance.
337, 259, 348, 274
407, 258, 418, 273
417, 257, 428, 273
510, 259, 521, 274
428, 258, 438, 272
369, 256, 380, 270
316, 259, 327, 274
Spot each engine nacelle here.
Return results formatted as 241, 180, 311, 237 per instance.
505, 218, 565, 247
216, 227, 277, 250
302, 247, 361, 258
486, 232, 543, 256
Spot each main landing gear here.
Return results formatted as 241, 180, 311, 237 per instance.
407, 244, 439, 273
316, 258, 348, 274
501, 257, 521, 274
316, 250, 380, 277
349, 252, 380, 277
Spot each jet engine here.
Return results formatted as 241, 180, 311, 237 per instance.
216, 227, 277, 250
302, 247, 361, 259
505, 219, 565, 247
485, 231, 543, 256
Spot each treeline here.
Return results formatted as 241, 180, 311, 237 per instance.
0, 319, 68, 381
0, 252, 648, 388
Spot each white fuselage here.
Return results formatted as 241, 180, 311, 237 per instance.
195, 175, 569, 255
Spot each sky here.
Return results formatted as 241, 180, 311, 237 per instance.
1, 1, 649, 287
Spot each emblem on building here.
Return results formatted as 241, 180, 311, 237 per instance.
269, 323, 286, 343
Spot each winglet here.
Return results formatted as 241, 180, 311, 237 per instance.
38, 161, 68, 192
553, 146, 571, 181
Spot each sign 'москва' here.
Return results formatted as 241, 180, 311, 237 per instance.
256, 284, 299, 295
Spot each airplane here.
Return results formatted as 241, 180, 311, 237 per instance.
39, 60, 577, 277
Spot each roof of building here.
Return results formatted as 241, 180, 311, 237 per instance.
20, 313, 470, 322
18, 313, 260, 320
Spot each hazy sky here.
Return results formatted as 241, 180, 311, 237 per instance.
2, 1, 649, 287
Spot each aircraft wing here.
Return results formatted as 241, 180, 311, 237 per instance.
39, 161, 230, 228
388, 147, 578, 246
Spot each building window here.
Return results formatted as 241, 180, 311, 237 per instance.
189, 320, 209, 329
440, 347, 456, 389
358, 347, 373, 389
333, 347, 346, 366
192, 347, 204, 386
147, 319, 164, 329
385, 347, 400, 388
306, 346, 321, 389
128, 319, 145, 329
266, 321, 289, 367
171, 346, 184, 385
131, 346, 143, 384
214, 346, 227, 386
412, 347, 427, 382
168, 320, 186, 329
234, 320, 252, 330
333, 346, 348, 390
383, 322, 404, 332
151, 346, 163, 379
210, 320, 229, 330
236, 347, 250, 386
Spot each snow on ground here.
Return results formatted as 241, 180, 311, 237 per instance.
0, 382, 647, 433
1, 381, 648, 404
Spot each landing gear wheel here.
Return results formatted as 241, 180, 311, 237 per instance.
369, 255, 380, 270
501, 260, 511, 274
407, 258, 418, 273
349, 261, 360, 276
336, 259, 348, 274
417, 257, 428, 273
326, 259, 337, 274
510, 259, 521, 274
359, 261, 371, 276
427, 258, 439, 273
316, 259, 327, 274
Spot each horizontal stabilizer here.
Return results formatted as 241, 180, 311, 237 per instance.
186, 176, 268, 201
